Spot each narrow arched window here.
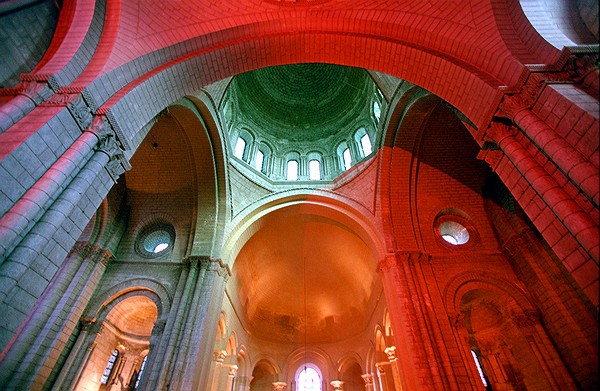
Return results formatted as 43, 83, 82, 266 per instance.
100, 349, 119, 384
234, 137, 246, 160
342, 148, 352, 171
373, 100, 381, 121
255, 150, 264, 172
287, 160, 298, 181
309, 160, 321, 180
360, 133, 372, 156
134, 355, 148, 389
471, 350, 490, 389
297, 365, 322, 391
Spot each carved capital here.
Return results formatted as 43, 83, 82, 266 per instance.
563, 52, 599, 82
272, 381, 287, 391
69, 241, 93, 259
80, 318, 102, 334
484, 121, 516, 145
208, 258, 232, 282
213, 350, 227, 363
377, 253, 399, 273
330, 380, 344, 390
511, 309, 540, 328
384, 346, 397, 361
497, 74, 544, 119
361, 373, 374, 385
67, 94, 94, 130
397, 250, 427, 266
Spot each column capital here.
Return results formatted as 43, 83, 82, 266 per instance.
80, 318, 102, 334
272, 381, 287, 390
213, 350, 227, 363
330, 380, 344, 390
361, 373, 374, 385
511, 309, 540, 328
384, 346, 397, 361
484, 121, 517, 145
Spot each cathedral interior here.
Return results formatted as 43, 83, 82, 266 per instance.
0, 0, 598, 390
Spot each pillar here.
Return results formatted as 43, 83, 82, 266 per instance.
0, 241, 113, 390
378, 251, 453, 390
236, 375, 253, 391
499, 87, 599, 207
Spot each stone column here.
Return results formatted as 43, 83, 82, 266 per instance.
375, 363, 388, 391
272, 381, 287, 390
0, 115, 130, 356
499, 87, 599, 207
0, 242, 113, 390
236, 375, 253, 391
361, 374, 374, 391
384, 347, 405, 391
51, 318, 103, 391
486, 199, 598, 389
225, 365, 238, 391
484, 121, 598, 262
209, 350, 227, 391
168, 257, 231, 390
378, 251, 447, 390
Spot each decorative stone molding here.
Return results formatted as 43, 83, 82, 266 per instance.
152, 319, 167, 335
213, 350, 227, 363
384, 346, 397, 361
361, 373, 374, 385
67, 94, 94, 130
511, 309, 540, 328
272, 381, 287, 390
330, 380, 344, 390
89, 115, 131, 181
19, 81, 55, 105
69, 241, 114, 266
80, 318, 102, 334
207, 258, 232, 282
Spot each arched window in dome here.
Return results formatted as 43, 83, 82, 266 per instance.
255, 150, 264, 172
355, 127, 373, 158
373, 100, 381, 121
343, 148, 352, 170
296, 365, 322, 391
234, 137, 246, 160
309, 159, 321, 180
287, 160, 299, 181
100, 349, 120, 385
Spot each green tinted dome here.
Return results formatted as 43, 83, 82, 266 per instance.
234, 63, 373, 142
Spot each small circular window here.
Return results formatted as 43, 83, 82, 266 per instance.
439, 221, 469, 245
136, 224, 175, 258
434, 210, 476, 248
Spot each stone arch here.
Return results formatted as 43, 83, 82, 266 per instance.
284, 346, 334, 384
85, 278, 171, 323
159, 93, 229, 257
249, 357, 280, 390
443, 271, 535, 316
337, 353, 365, 391
222, 190, 386, 268
516, 0, 598, 48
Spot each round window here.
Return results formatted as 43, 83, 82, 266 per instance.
136, 224, 175, 258
434, 210, 476, 248
439, 221, 469, 245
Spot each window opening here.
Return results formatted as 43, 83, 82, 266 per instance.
471, 350, 490, 389
134, 355, 148, 389
255, 150, 264, 172
360, 133, 372, 156
342, 148, 352, 170
297, 366, 322, 391
373, 100, 381, 121
100, 349, 119, 384
439, 221, 469, 245
287, 160, 298, 181
309, 160, 321, 180
234, 137, 246, 160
